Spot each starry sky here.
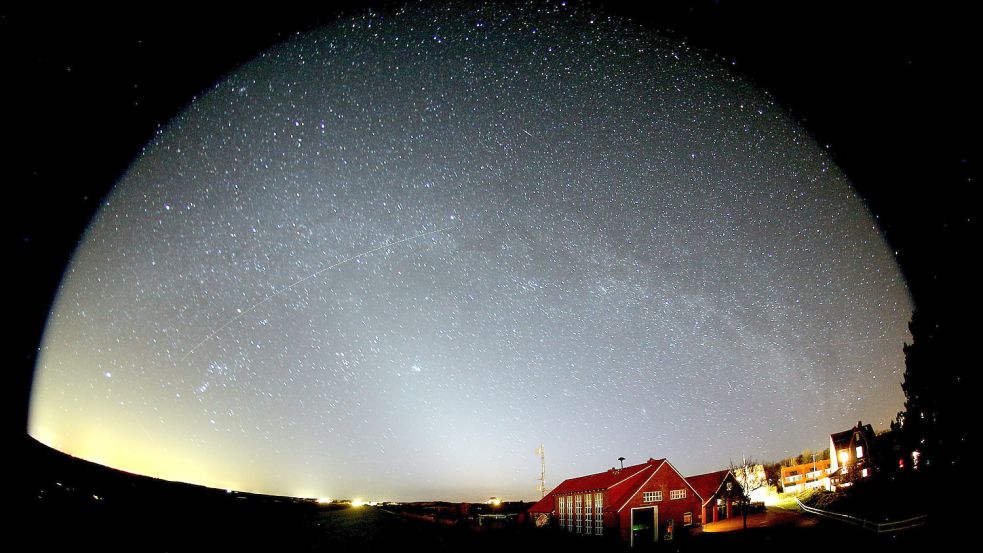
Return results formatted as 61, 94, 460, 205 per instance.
26, 2, 918, 501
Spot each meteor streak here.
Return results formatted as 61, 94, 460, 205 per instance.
179, 225, 454, 362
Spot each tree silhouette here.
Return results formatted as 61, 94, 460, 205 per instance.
894, 307, 971, 473
729, 457, 765, 530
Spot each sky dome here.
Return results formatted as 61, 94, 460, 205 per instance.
29, 2, 911, 501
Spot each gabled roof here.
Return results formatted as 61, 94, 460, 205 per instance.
686, 469, 732, 506
831, 422, 875, 449
608, 460, 664, 512
527, 493, 555, 514
527, 458, 667, 514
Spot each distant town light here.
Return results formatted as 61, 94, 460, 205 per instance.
316, 497, 332, 504
351, 498, 365, 507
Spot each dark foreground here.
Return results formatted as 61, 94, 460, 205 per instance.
16, 436, 953, 552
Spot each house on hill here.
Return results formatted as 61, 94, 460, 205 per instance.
528, 458, 703, 546
830, 421, 877, 487
685, 469, 743, 525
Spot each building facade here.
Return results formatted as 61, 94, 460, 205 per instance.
685, 469, 744, 525
829, 421, 877, 487
528, 458, 710, 545
780, 458, 833, 493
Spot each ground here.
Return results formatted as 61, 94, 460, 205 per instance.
16, 438, 951, 552
699, 507, 816, 533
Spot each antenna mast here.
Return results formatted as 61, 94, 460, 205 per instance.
535, 445, 548, 498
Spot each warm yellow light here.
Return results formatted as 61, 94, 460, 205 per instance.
351, 498, 365, 507
488, 497, 502, 506
838, 450, 849, 464
317, 497, 332, 504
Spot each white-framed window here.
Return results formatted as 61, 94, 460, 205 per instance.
558, 494, 565, 525
670, 489, 686, 500
575, 494, 582, 533
594, 493, 603, 535
585, 494, 593, 534
643, 491, 662, 503
683, 512, 693, 526
566, 496, 574, 531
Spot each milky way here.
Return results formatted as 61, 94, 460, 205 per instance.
29, 2, 911, 501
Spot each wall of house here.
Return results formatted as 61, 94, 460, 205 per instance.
617, 467, 702, 542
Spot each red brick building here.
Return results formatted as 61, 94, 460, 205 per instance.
528, 458, 704, 546
685, 469, 743, 525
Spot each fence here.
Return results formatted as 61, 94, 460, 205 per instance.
794, 498, 927, 534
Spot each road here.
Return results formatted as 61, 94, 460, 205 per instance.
700, 507, 815, 533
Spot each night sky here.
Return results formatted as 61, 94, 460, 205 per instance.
8, 2, 977, 503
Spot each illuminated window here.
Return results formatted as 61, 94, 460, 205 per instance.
683, 512, 692, 526
595, 493, 603, 535
856, 445, 864, 459
585, 493, 592, 534
861, 468, 868, 478
643, 491, 662, 502
566, 496, 574, 531
670, 489, 686, 500
575, 494, 582, 533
